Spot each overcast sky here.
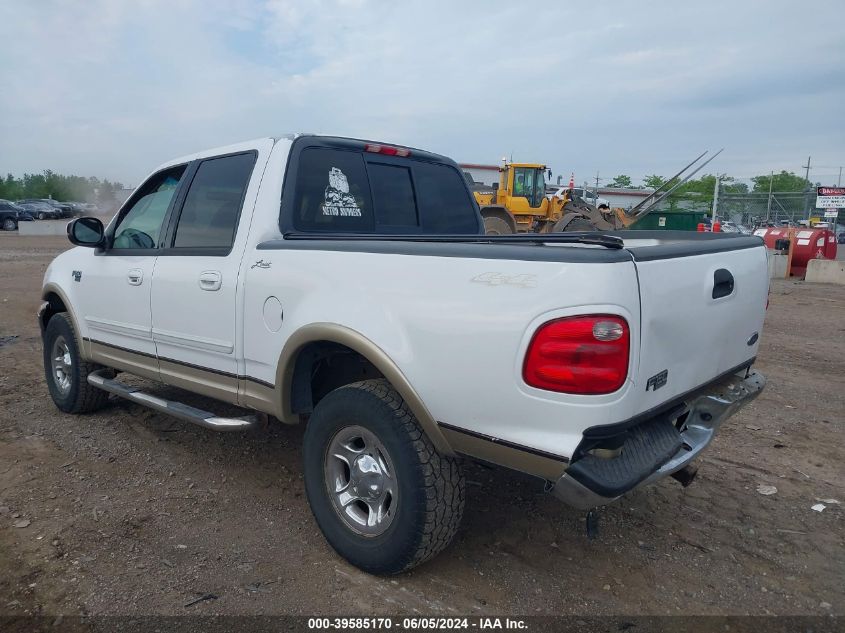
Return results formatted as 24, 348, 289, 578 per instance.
2, 0, 844, 188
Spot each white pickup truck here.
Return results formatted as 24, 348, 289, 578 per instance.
40, 134, 767, 574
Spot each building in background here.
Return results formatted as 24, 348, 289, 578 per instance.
460, 164, 500, 187
597, 187, 654, 210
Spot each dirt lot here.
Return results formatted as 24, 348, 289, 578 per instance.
1, 234, 843, 618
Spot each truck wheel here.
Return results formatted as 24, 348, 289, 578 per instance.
553, 216, 597, 232
2, 218, 17, 231
483, 216, 513, 235
303, 379, 465, 574
43, 313, 110, 414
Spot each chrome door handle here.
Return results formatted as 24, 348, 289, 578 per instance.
127, 268, 143, 286
198, 270, 222, 291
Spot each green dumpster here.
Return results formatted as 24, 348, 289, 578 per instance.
629, 210, 711, 231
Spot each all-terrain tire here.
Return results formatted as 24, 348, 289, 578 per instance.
303, 379, 465, 574
43, 312, 111, 414
483, 215, 513, 235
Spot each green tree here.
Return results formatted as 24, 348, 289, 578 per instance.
0, 171, 123, 203
642, 174, 665, 189
608, 174, 634, 188
662, 174, 747, 214
750, 170, 812, 193
0, 174, 23, 200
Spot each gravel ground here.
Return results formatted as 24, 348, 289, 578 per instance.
0, 234, 843, 618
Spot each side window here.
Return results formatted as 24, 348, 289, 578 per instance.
293, 148, 374, 232
172, 153, 256, 249
113, 166, 186, 249
368, 163, 418, 228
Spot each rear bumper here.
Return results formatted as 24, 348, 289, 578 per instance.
551, 369, 766, 509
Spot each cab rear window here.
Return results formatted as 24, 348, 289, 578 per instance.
293, 148, 374, 232
290, 146, 479, 234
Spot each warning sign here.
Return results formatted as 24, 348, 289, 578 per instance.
816, 186, 845, 209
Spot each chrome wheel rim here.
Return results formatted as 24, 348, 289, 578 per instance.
325, 425, 397, 537
51, 335, 73, 395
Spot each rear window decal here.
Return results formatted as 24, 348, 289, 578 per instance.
322, 167, 361, 217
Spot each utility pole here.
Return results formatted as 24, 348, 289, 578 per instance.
594, 171, 601, 199
838, 166, 842, 187
766, 171, 773, 223
712, 175, 720, 223
802, 156, 812, 220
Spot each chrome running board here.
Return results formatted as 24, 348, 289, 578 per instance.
87, 369, 258, 431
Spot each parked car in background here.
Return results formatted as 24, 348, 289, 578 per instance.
17, 201, 63, 220
17, 198, 74, 218
547, 186, 611, 209
838, 233, 845, 244
65, 202, 86, 217
0, 200, 34, 230
81, 202, 100, 213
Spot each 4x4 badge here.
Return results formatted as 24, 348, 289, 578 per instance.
646, 369, 668, 391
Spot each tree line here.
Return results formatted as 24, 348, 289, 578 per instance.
0, 171, 126, 205
603, 170, 817, 217
607, 170, 812, 197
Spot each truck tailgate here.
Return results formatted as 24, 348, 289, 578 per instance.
626, 235, 768, 411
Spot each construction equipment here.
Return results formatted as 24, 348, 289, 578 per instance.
472, 162, 564, 234
474, 150, 723, 234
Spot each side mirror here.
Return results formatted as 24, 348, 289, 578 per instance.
68, 217, 105, 248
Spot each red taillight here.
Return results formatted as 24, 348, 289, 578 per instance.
523, 315, 630, 395
364, 143, 411, 157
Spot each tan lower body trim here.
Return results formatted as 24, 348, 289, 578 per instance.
88, 339, 242, 407
439, 425, 568, 481
240, 379, 280, 419
89, 340, 159, 383
158, 359, 239, 406
276, 323, 454, 455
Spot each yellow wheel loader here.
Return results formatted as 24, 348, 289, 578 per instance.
472, 150, 722, 234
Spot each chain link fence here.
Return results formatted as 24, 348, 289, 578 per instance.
659, 191, 842, 229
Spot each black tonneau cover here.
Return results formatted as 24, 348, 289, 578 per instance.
608, 230, 764, 261
258, 231, 763, 265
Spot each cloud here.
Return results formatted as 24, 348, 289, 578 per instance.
1, 0, 843, 188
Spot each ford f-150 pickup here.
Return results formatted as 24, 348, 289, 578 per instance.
39, 134, 767, 574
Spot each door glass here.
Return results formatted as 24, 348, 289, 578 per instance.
113, 166, 186, 249
173, 153, 256, 249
